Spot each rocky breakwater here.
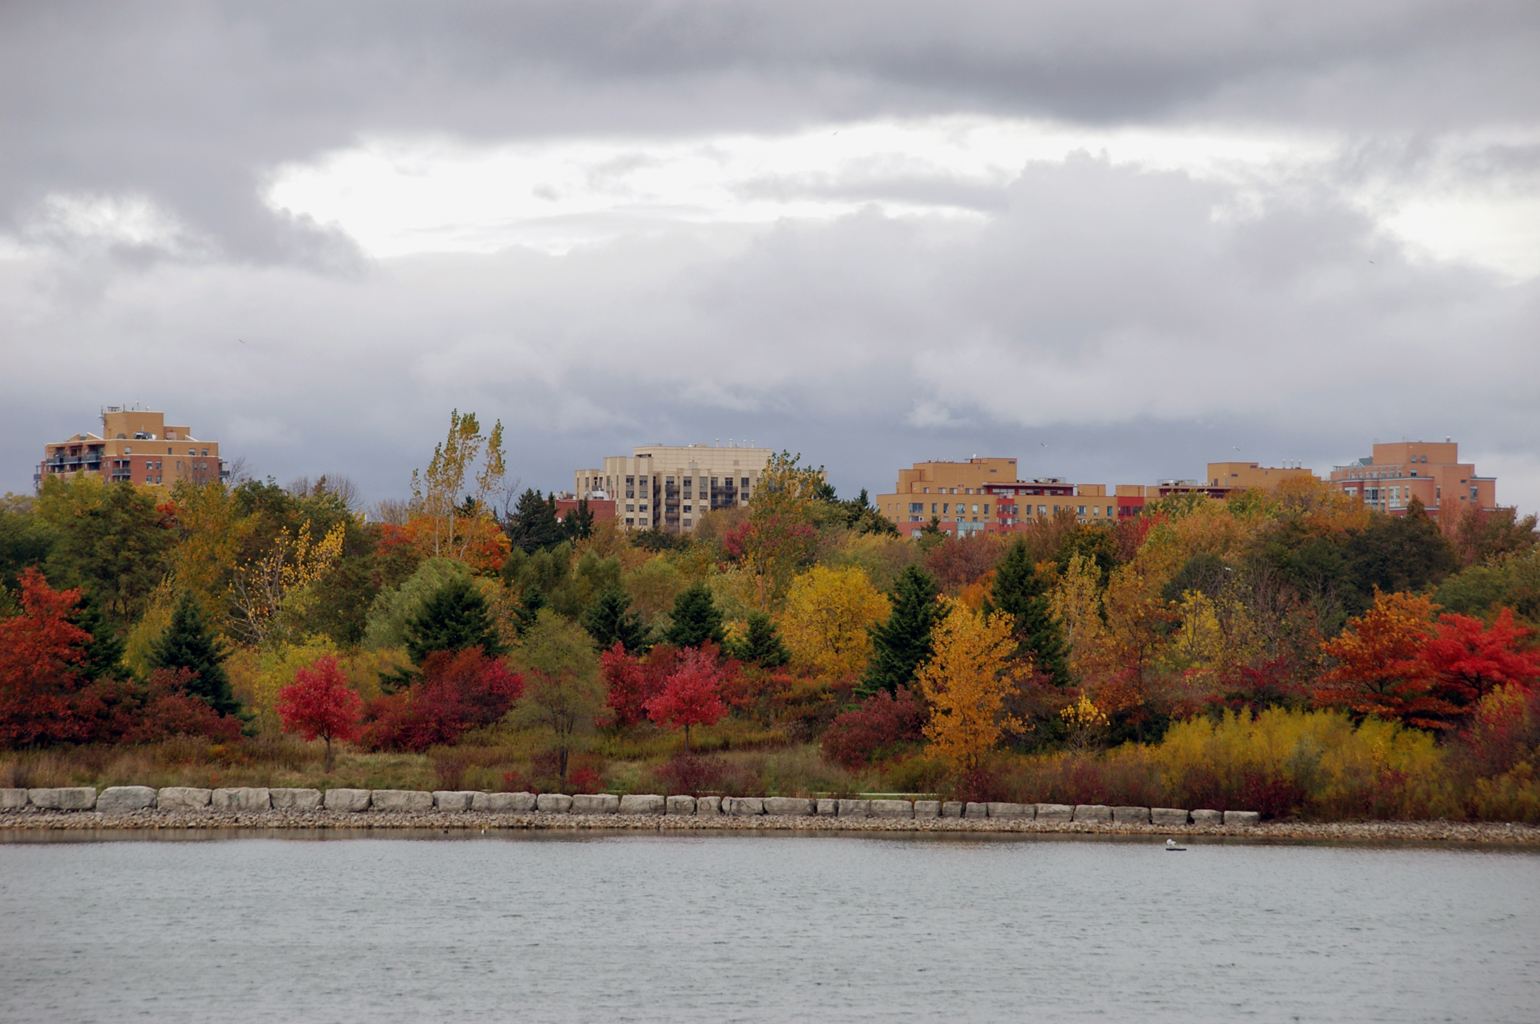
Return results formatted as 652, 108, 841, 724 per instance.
6, 786, 1539, 844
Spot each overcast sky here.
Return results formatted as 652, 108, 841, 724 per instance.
3, 1, 1538, 512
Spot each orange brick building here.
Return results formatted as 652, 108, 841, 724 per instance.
37, 406, 226, 489
1328, 440, 1496, 518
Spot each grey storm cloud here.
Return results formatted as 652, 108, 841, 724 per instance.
2, 1, 1538, 510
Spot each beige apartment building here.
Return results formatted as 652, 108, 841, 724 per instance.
1328, 440, 1496, 518
573, 443, 773, 532
37, 406, 226, 490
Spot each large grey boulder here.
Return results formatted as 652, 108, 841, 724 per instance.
97, 786, 157, 812
29, 787, 97, 810
763, 797, 814, 816
158, 787, 212, 811
536, 793, 573, 813
1151, 807, 1189, 825
323, 788, 371, 812
940, 801, 965, 818
964, 802, 989, 820
473, 791, 536, 812
870, 799, 914, 819
1112, 806, 1150, 824
913, 800, 941, 819
213, 787, 271, 811
727, 797, 765, 816
1, 788, 30, 809
571, 793, 620, 814
695, 795, 722, 816
270, 788, 322, 811
1072, 804, 1112, 823
987, 802, 1033, 820
432, 791, 476, 811
837, 799, 870, 818
1191, 809, 1223, 825
620, 794, 666, 815
370, 790, 432, 813
1035, 803, 1073, 821
1224, 810, 1261, 826
665, 795, 696, 815
815, 798, 838, 815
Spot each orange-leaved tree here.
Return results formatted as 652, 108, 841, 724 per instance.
276, 655, 363, 771
915, 602, 1026, 777
1315, 590, 1455, 730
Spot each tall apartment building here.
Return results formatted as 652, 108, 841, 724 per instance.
37, 406, 227, 490
873, 457, 1135, 536
572, 443, 773, 532
1328, 440, 1496, 518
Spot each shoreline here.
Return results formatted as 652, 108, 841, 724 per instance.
4, 809, 1538, 845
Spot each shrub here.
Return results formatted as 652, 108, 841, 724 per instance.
653, 752, 727, 795
360, 648, 522, 752
820, 686, 926, 769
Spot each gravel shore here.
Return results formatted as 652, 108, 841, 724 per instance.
3, 808, 1538, 844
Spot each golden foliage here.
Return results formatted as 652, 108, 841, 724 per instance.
409, 409, 506, 561
779, 565, 891, 679
1049, 553, 1104, 679
228, 519, 347, 646
916, 602, 1026, 775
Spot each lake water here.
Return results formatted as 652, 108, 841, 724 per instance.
1, 830, 1536, 1023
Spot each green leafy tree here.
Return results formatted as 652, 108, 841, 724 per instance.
986, 539, 1072, 686
37, 476, 173, 627
733, 610, 790, 668
515, 611, 605, 786
505, 489, 565, 553
0, 498, 54, 594
582, 585, 650, 653
1344, 499, 1460, 605
860, 565, 940, 696
403, 577, 503, 665
151, 591, 240, 716
665, 581, 726, 648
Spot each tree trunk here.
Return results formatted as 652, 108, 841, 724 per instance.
324, 735, 333, 773
684, 724, 692, 754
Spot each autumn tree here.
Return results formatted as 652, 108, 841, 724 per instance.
915, 602, 1026, 777
647, 646, 728, 752
780, 565, 890, 680
411, 409, 507, 559
665, 581, 726, 649
227, 518, 347, 645
515, 611, 605, 786
0, 568, 94, 747
985, 539, 1070, 686
860, 564, 939, 696
151, 591, 240, 717
276, 655, 363, 771
1419, 608, 1540, 717
725, 451, 824, 609
1315, 590, 1453, 730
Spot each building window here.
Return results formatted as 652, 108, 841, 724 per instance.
909, 503, 924, 513
1038, 505, 1046, 515
1078, 506, 1086, 515
1107, 506, 1113, 517
625, 517, 635, 525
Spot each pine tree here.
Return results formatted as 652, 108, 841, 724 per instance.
505, 488, 565, 553
582, 585, 650, 653
860, 565, 939, 696
733, 610, 790, 667
665, 582, 725, 648
151, 592, 240, 716
68, 589, 125, 682
562, 499, 595, 542
403, 577, 504, 664
987, 539, 1072, 686
513, 585, 546, 637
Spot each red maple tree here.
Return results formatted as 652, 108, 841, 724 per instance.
0, 567, 94, 747
600, 642, 679, 729
1420, 608, 1540, 717
646, 646, 727, 752
276, 655, 364, 770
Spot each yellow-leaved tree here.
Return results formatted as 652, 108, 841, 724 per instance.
916, 602, 1025, 776
780, 565, 891, 679
410, 409, 506, 560
227, 519, 347, 645
1049, 552, 1103, 678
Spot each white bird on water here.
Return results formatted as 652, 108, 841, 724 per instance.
1166, 838, 1186, 852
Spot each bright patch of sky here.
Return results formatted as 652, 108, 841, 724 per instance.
262, 117, 1540, 279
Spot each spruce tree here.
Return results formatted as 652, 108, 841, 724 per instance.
513, 585, 546, 637
562, 499, 595, 542
860, 565, 939, 696
505, 488, 565, 552
665, 581, 725, 648
733, 610, 791, 667
403, 577, 504, 664
581, 585, 650, 653
151, 592, 240, 716
987, 539, 1072, 686
69, 589, 125, 681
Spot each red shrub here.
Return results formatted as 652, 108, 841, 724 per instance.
361, 647, 522, 752
820, 687, 927, 769
126, 669, 244, 743
653, 753, 727, 795
0, 568, 93, 747
601, 643, 679, 729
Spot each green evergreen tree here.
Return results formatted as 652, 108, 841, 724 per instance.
151, 592, 240, 716
513, 584, 547, 637
664, 581, 725, 648
859, 565, 940, 696
403, 577, 504, 664
732, 610, 790, 667
581, 585, 650, 653
505, 488, 565, 552
69, 589, 125, 682
562, 499, 595, 542
987, 539, 1072, 686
